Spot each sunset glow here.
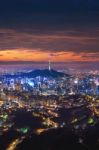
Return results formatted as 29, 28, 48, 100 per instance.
0, 1, 98, 64
0, 49, 99, 62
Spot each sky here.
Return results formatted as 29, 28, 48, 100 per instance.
0, 0, 99, 63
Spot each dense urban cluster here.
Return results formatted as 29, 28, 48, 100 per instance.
0, 70, 99, 96
0, 70, 99, 150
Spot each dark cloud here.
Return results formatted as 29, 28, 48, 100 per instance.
0, 25, 98, 54
0, 1, 99, 60
81, 53, 99, 59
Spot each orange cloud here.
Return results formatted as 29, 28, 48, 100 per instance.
0, 28, 99, 62
0, 49, 99, 62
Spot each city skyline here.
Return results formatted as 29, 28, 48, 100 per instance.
0, 1, 99, 150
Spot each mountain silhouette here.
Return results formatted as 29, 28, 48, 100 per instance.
5, 69, 68, 78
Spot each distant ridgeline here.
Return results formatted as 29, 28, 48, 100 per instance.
4, 69, 69, 78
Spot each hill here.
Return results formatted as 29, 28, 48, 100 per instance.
5, 69, 68, 78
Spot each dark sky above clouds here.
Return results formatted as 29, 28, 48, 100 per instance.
0, 0, 99, 12
0, 0, 99, 62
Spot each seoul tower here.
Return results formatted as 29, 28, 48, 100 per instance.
49, 60, 51, 71
48, 54, 51, 71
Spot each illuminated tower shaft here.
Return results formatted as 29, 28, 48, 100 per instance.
49, 60, 51, 71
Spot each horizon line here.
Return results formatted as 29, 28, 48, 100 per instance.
0, 61, 99, 64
